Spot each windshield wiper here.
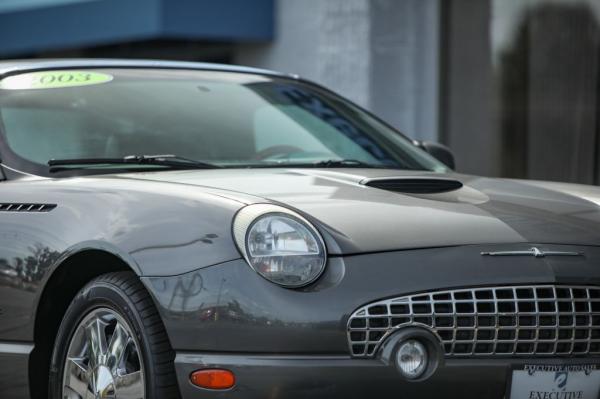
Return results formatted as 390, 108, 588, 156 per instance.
312, 159, 382, 167
246, 159, 397, 169
48, 154, 220, 173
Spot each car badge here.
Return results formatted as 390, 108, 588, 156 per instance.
481, 247, 582, 258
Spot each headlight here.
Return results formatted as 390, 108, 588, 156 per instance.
233, 204, 327, 288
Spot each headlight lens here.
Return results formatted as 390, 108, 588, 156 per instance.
233, 205, 327, 287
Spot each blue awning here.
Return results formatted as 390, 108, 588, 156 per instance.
0, 0, 274, 57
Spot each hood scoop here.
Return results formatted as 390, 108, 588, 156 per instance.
363, 178, 463, 194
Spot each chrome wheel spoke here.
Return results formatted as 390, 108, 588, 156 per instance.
107, 322, 129, 371
64, 385, 93, 399
85, 317, 109, 368
114, 371, 144, 399
63, 357, 90, 398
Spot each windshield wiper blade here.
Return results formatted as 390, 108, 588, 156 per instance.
239, 159, 398, 169
48, 154, 220, 173
122, 154, 218, 168
312, 159, 380, 167
277, 159, 392, 168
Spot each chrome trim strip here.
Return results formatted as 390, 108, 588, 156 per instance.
0, 342, 33, 355
481, 247, 582, 257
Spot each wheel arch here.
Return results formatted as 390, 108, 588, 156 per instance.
29, 246, 139, 399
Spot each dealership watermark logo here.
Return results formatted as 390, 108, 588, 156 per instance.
524, 365, 596, 376
554, 371, 568, 391
523, 365, 597, 399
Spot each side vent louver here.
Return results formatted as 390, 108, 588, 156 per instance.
0, 203, 56, 212
364, 178, 463, 194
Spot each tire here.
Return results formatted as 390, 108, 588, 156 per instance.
48, 271, 180, 399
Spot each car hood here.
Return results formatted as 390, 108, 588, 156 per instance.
121, 168, 600, 254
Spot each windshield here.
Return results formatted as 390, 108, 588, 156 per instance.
0, 68, 447, 175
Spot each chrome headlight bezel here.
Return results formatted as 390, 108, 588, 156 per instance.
232, 204, 327, 288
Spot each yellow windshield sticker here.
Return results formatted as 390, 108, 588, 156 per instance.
0, 70, 113, 90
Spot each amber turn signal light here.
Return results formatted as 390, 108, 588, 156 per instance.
190, 369, 235, 390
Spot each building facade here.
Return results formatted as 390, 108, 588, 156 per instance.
1, 0, 599, 184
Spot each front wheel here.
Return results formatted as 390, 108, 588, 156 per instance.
49, 271, 180, 399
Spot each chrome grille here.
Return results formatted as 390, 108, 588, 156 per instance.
348, 285, 600, 358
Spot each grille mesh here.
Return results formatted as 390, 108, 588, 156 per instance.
348, 285, 600, 358
0, 203, 56, 212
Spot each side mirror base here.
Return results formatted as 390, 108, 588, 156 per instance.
416, 141, 455, 170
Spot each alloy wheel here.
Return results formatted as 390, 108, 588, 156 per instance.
61, 307, 145, 399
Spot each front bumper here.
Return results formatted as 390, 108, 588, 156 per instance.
173, 352, 599, 398
142, 243, 600, 398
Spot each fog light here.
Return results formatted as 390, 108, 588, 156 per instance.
396, 340, 428, 379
